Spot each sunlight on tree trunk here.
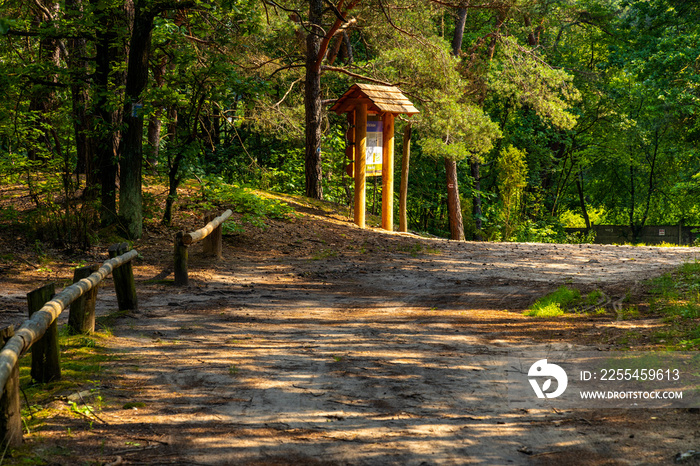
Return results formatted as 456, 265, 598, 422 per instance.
445, 158, 465, 240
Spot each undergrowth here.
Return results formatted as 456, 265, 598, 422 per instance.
187, 176, 295, 233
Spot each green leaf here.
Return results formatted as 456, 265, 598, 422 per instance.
0, 18, 13, 35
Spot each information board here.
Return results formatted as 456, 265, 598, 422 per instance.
366, 120, 383, 177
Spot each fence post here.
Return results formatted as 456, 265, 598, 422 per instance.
108, 243, 138, 311
202, 212, 223, 259
27, 283, 60, 383
68, 264, 99, 334
174, 232, 188, 286
0, 326, 22, 448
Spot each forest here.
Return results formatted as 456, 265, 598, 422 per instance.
0, 0, 698, 246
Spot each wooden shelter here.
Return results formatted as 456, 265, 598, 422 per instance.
330, 84, 419, 231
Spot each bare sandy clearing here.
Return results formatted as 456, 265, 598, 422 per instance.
2, 212, 700, 465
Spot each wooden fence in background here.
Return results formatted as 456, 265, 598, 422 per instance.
565, 224, 699, 246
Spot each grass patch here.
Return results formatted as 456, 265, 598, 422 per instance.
644, 260, 700, 349
649, 261, 700, 320
622, 241, 686, 248
311, 248, 338, 260
18, 329, 119, 446
394, 242, 441, 257
524, 286, 581, 318
122, 402, 146, 409
585, 290, 604, 305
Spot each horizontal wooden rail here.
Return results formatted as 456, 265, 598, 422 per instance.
181, 209, 232, 245
175, 210, 232, 286
0, 249, 138, 398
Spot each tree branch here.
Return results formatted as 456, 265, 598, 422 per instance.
271, 63, 305, 77
32, 0, 55, 21
312, 0, 360, 73
428, 0, 511, 9
377, 0, 443, 54
265, 0, 302, 16
274, 77, 303, 107
323, 0, 348, 22
321, 65, 395, 86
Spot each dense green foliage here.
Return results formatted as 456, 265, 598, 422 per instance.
0, 0, 698, 245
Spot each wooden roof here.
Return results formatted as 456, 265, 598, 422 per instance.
330, 83, 419, 115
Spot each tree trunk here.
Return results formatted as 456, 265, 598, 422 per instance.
93, 0, 128, 227
163, 141, 188, 226
639, 127, 661, 237
66, 0, 97, 196
118, 1, 154, 239
471, 159, 483, 240
146, 59, 165, 174
443, 5, 468, 241
451, 6, 468, 56
147, 111, 162, 174
304, 0, 324, 200
629, 162, 639, 241
445, 158, 465, 241
575, 171, 591, 230
27, 5, 61, 162
342, 31, 353, 65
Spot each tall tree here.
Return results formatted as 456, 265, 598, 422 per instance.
118, 0, 199, 238
118, 0, 155, 239
445, 3, 469, 241
302, 0, 360, 199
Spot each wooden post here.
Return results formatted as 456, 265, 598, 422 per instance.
354, 104, 367, 228
399, 123, 411, 232
174, 231, 189, 287
202, 213, 215, 256
68, 264, 99, 334
108, 243, 138, 311
27, 283, 60, 383
0, 326, 21, 448
381, 113, 395, 231
202, 212, 223, 259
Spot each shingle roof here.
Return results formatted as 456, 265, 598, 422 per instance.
330, 83, 419, 115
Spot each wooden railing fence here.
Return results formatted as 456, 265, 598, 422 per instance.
174, 209, 232, 286
0, 212, 233, 447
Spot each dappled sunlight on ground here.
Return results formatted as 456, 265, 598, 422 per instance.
1, 201, 699, 464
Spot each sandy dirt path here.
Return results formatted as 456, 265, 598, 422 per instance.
84, 230, 700, 466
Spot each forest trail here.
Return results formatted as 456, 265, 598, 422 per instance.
2, 204, 700, 465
